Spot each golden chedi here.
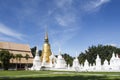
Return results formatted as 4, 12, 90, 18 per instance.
41, 31, 52, 63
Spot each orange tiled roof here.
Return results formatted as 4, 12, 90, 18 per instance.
0, 42, 31, 51
0, 41, 33, 63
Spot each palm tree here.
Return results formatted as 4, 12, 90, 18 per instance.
24, 54, 30, 70
10, 53, 15, 68
62, 53, 73, 66
15, 54, 19, 70
17, 54, 23, 69
0, 50, 12, 70
10, 53, 15, 64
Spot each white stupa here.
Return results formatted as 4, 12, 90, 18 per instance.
30, 47, 41, 70
116, 54, 120, 70
49, 53, 56, 67
55, 50, 67, 69
95, 54, 101, 71
72, 52, 80, 68
72, 57, 80, 68
110, 52, 116, 71
78, 53, 120, 72
41, 53, 46, 66
110, 52, 120, 71
84, 59, 89, 70
103, 59, 109, 71
29, 31, 120, 72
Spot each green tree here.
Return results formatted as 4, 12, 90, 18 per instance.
10, 53, 15, 64
31, 46, 37, 57
38, 50, 42, 56
15, 54, 19, 70
31, 46, 42, 57
0, 50, 12, 70
62, 53, 73, 66
17, 54, 23, 69
80, 44, 120, 65
78, 52, 86, 65
15, 54, 23, 70
24, 54, 30, 70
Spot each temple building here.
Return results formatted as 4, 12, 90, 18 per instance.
30, 31, 67, 70
30, 31, 120, 72
0, 42, 33, 69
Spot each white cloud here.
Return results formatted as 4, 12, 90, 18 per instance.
50, 27, 79, 54
83, 0, 110, 12
55, 0, 73, 9
55, 14, 75, 27
0, 23, 24, 40
94, 0, 110, 7
53, 0, 78, 28
109, 44, 119, 47
48, 0, 82, 52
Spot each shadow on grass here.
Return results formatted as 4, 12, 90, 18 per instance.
0, 76, 120, 80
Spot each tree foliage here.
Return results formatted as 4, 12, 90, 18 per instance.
24, 54, 29, 61
78, 52, 86, 65
62, 53, 73, 66
11, 53, 15, 63
15, 54, 23, 69
31, 46, 37, 57
78, 44, 120, 65
0, 50, 12, 70
38, 50, 42, 56
24, 54, 30, 70
31, 46, 42, 57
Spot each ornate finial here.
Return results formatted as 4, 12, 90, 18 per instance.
44, 28, 49, 43
36, 46, 39, 56
97, 54, 100, 58
45, 31, 48, 39
59, 48, 61, 55
112, 52, 115, 57
116, 54, 119, 58
75, 51, 78, 59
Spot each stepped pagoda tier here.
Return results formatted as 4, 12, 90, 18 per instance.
41, 31, 52, 63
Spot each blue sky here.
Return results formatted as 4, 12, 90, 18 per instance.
0, 0, 120, 56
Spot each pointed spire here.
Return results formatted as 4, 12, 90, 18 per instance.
44, 28, 49, 43
96, 54, 100, 61
112, 52, 115, 58
75, 51, 78, 59
59, 48, 61, 55
35, 46, 39, 56
116, 54, 119, 59
45, 31, 48, 40
97, 54, 100, 58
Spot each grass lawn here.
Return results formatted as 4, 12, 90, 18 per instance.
0, 70, 120, 80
